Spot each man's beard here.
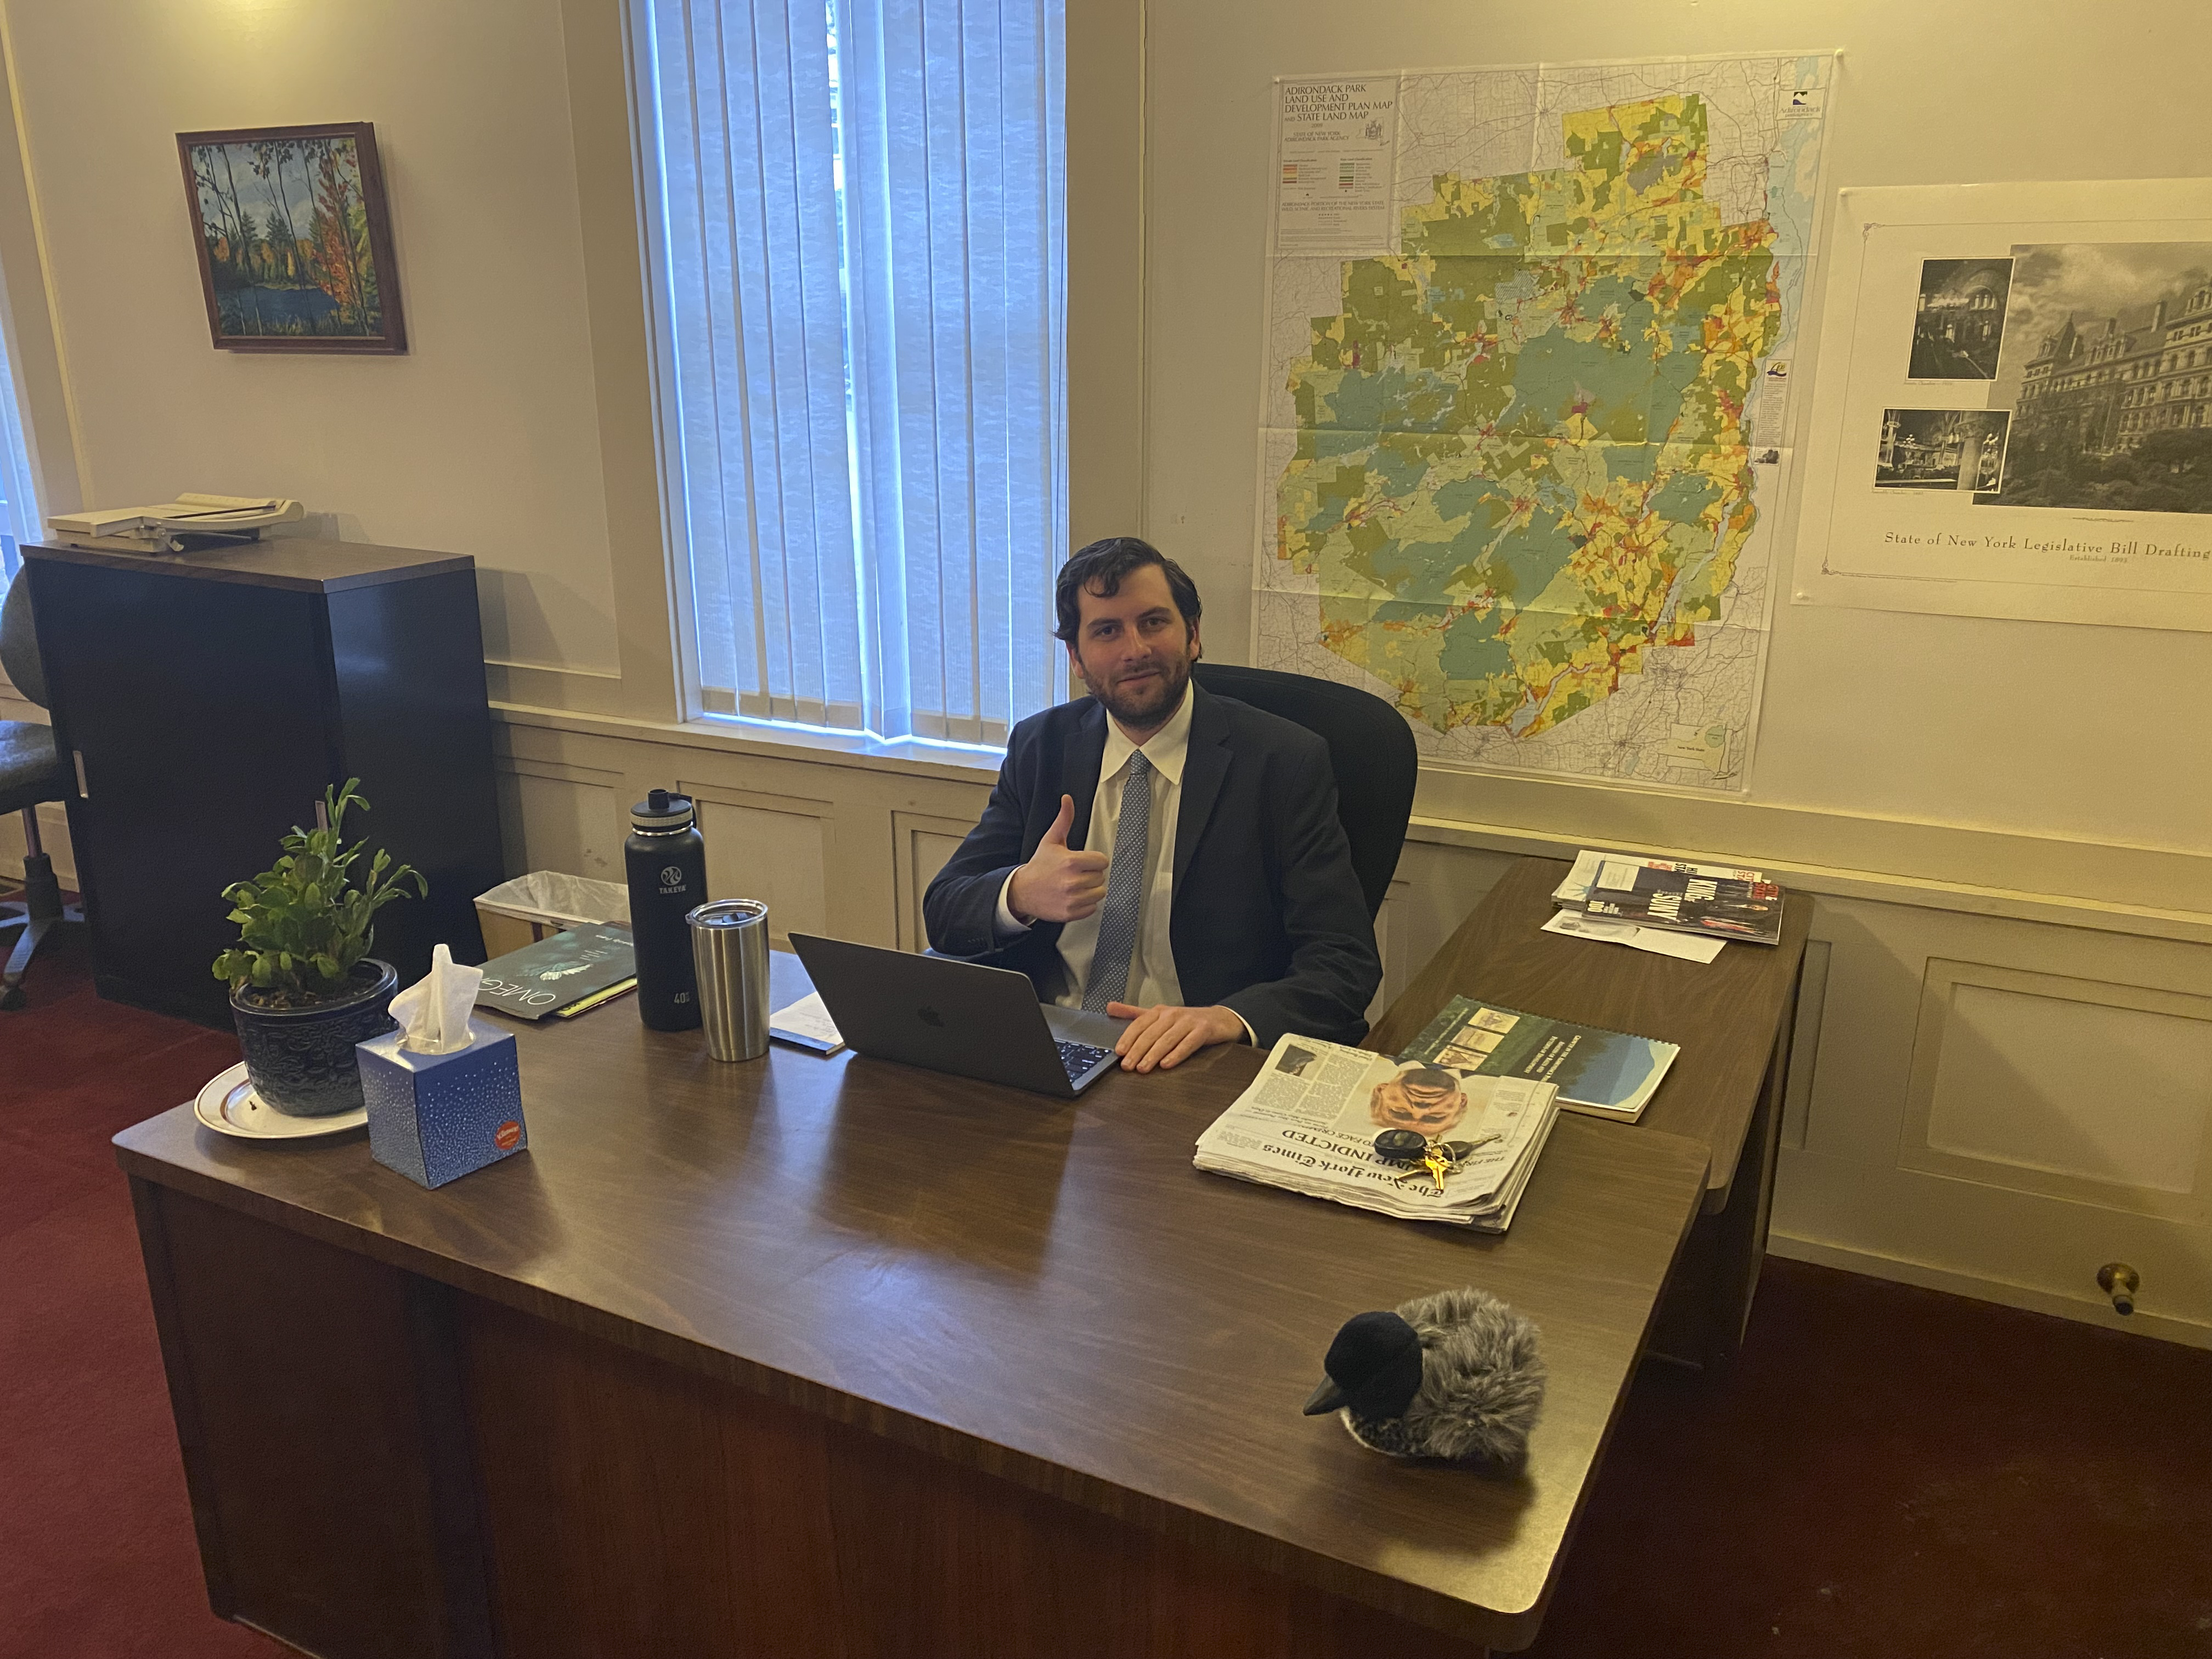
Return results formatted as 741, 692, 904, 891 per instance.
1078, 651, 1192, 729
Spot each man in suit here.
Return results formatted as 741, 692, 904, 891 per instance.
924, 537, 1382, 1072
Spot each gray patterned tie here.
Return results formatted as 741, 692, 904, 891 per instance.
1082, 751, 1153, 1012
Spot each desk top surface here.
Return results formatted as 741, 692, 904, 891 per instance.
115, 952, 1708, 1647
26, 537, 471, 592
1367, 857, 1812, 1207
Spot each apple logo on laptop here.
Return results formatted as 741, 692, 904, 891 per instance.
917, 1005, 945, 1028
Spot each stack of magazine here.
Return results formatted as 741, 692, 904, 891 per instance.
1194, 1034, 1561, 1231
1553, 849, 1785, 946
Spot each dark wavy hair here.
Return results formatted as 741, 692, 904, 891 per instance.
1053, 537, 1202, 644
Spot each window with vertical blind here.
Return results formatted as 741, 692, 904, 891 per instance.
636, 0, 1066, 748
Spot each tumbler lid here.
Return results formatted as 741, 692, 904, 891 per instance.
686, 898, 767, 929
631, 788, 695, 830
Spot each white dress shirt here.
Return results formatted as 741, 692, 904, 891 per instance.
995, 689, 1196, 1012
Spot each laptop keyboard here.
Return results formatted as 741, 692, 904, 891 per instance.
1056, 1040, 1113, 1084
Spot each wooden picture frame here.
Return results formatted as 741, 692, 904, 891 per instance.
177, 121, 407, 354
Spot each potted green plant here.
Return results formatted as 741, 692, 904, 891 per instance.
213, 778, 427, 1117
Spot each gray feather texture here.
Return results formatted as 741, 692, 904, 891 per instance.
1343, 1286, 1546, 1465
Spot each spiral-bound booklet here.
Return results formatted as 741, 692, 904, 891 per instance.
1400, 994, 1678, 1123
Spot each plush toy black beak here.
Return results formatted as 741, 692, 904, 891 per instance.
1301, 1376, 1349, 1415
1302, 1309, 1424, 1417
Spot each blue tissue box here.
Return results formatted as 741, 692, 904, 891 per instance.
357, 1018, 527, 1188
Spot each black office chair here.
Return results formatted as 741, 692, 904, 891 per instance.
0, 569, 82, 1009
1193, 662, 1417, 918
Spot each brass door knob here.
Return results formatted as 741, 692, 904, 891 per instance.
2097, 1262, 2139, 1316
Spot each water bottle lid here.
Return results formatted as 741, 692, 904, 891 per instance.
631, 788, 695, 830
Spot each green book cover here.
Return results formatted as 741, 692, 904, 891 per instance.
1400, 994, 1678, 1121
477, 923, 636, 1021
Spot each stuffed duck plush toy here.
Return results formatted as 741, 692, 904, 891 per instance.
1301, 1287, 1546, 1465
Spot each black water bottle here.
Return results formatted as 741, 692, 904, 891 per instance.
625, 789, 708, 1031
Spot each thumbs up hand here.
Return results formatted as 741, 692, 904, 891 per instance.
1007, 794, 1111, 924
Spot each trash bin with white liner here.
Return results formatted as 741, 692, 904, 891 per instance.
473, 871, 631, 959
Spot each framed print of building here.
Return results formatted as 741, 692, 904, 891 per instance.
1989, 244, 2212, 514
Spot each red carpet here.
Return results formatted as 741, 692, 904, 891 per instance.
1523, 1265, 2212, 1658
4, 909, 2209, 1657
0, 916, 283, 1659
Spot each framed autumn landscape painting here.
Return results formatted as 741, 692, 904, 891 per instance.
177, 122, 407, 353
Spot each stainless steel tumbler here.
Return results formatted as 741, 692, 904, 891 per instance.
686, 899, 771, 1062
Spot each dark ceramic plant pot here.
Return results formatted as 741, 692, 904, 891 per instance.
230, 958, 400, 1117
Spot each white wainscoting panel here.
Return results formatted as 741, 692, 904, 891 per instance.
1780, 938, 1833, 1153
892, 812, 980, 953
1901, 962, 2212, 1221
0, 799, 72, 885
493, 760, 626, 883
1775, 894, 2212, 1343
686, 783, 834, 948
1377, 837, 1516, 1008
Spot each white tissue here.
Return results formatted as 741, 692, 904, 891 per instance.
388, 943, 484, 1054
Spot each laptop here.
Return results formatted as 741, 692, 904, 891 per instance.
788, 934, 1124, 1097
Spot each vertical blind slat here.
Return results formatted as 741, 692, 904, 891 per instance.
650, 0, 746, 696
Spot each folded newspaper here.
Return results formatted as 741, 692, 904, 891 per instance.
1194, 1035, 1560, 1231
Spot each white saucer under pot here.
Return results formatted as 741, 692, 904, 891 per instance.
194, 1062, 368, 1140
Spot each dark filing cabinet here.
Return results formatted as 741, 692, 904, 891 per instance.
24, 538, 504, 1028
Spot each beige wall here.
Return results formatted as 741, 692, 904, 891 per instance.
1, 0, 627, 680
3, 0, 2210, 1341
1143, 0, 2212, 892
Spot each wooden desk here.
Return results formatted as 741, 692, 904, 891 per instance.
117, 954, 1709, 1657
1368, 858, 1813, 1364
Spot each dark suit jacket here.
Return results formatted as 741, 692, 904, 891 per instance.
923, 684, 1382, 1047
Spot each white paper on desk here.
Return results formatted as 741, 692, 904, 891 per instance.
1543, 909, 1726, 964
769, 990, 845, 1054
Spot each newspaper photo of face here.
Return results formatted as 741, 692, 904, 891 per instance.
1346, 1063, 1472, 1141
